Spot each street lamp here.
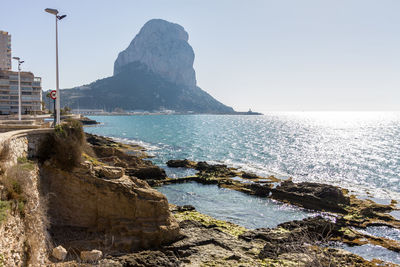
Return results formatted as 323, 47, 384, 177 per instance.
12, 57, 24, 121
45, 8, 66, 125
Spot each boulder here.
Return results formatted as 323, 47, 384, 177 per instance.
245, 183, 271, 196
127, 166, 167, 180
242, 172, 259, 179
113, 250, 180, 266
271, 181, 350, 213
240, 216, 339, 260
195, 161, 231, 174
94, 165, 124, 179
52, 245, 67, 261
98, 156, 128, 168
81, 250, 103, 262
176, 205, 196, 212
195, 161, 213, 171
277, 216, 337, 238
86, 134, 116, 147
79, 117, 98, 125
166, 159, 196, 168
90, 143, 152, 169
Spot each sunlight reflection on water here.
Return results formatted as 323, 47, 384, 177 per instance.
86, 112, 400, 201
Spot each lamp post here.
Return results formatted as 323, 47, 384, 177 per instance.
12, 57, 24, 121
45, 8, 66, 125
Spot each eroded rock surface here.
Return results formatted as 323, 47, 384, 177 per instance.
40, 161, 179, 253
52, 246, 67, 261
271, 180, 350, 213
127, 166, 167, 180
166, 159, 196, 168
104, 206, 384, 267
86, 133, 165, 179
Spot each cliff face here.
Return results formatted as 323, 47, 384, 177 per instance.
114, 19, 196, 89
38, 131, 180, 253
0, 131, 50, 266
40, 164, 179, 252
58, 19, 235, 114
0, 128, 180, 265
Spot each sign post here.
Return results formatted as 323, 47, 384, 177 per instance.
50, 90, 57, 127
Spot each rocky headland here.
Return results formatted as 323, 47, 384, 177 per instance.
1, 124, 399, 266
56, 19, 237, 114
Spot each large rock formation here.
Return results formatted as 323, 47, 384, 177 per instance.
57, 19, 235, 114
40, 162, 179, 253
35, 132, 181, 253
114, 19, 196, 89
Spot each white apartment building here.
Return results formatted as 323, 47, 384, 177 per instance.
0, 70, 42, 115
0, 31, 11, 70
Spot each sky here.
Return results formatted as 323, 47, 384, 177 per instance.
1, 0, 399, 111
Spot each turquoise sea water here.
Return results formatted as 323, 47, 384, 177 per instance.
155, 182, 318, 229
85, 112, 400, 264
86, 112, 400, 201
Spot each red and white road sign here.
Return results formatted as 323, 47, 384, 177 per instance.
50, 90, 57, 100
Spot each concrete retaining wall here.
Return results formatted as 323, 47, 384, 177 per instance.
0, 128, 53, 167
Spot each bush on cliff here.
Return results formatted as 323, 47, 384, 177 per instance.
38, 119, 85, 171
0, 158, 36, 218
0, 142, 26, 217
0, 141, 10, 175
0, 200, 10, 224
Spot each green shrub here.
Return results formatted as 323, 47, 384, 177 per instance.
0, 142, 9, 162
17, 201, 25, 217
11, 180, 22, 195
17, 157, 35, 171
0, 252, 5, 267
4, 179, 24, 203
2, 176, 26, 217
0, 161, 31, 217
37, 119, 85, 171
0, 142, 10, 175
0, 200, 10, 224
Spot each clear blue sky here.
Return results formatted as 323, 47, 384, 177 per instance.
1, 0, 399, 111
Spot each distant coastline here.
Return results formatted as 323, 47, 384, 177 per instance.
72, 110, 263, 116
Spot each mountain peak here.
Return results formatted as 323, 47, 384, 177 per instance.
114, 19, 196, 88
58, 19, 235, 114
141, 19, 189, 41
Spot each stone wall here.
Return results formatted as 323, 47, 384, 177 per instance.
0, 207, 26, 266
0, 128, 52, 167
0, 128, 52, 266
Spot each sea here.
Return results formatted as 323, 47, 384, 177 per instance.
85, 112, 400, 264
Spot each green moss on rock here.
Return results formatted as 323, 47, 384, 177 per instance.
173, 209, 246, 237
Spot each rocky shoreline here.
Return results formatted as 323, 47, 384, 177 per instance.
56, 134, 399, 266
159, 159, 400, 253
78, 116, 99, 125
3, 129, 388, 266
